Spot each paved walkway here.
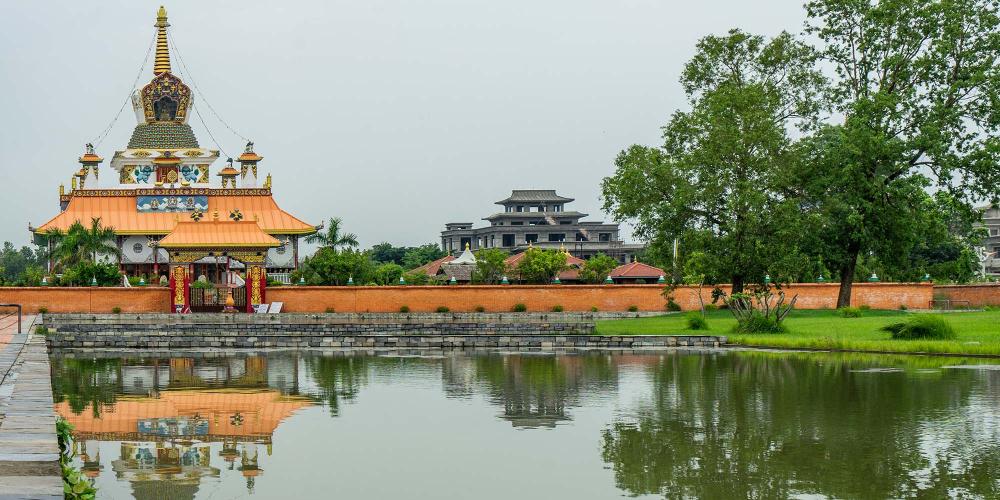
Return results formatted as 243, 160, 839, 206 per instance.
0, 315, 63, 500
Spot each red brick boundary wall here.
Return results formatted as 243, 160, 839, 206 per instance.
268, 283, 933, 313
0, 287, 171, 313
933, 284, 1000, 307
0, 283, 932, 314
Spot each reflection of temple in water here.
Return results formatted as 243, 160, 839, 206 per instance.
55, 354, 312, 498
445, 353, 620, 429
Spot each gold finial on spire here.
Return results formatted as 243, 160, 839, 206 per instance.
263, 173, 272, 189
153, 6, 171, 75
59, 184, 65, 196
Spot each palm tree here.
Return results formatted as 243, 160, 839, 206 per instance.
305, 217, 359, 252
53, 218, 120, 268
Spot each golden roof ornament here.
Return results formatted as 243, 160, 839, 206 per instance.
154, 6, 171, 75
263, 173, 272, 189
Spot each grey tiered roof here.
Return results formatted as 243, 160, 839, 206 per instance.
127, 123, 200, 149
495, 190, 574, 205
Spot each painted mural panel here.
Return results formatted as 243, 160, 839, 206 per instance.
136, 195, 208, 212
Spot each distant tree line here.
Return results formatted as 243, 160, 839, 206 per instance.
601, 0, 1000, 306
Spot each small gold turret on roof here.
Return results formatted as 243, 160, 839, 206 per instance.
154, 6, 171, 75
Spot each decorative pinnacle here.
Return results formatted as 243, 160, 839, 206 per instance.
153, 6, 171, 75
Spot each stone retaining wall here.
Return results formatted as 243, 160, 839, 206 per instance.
41, 312, 726, 350
45, 332, 725, 350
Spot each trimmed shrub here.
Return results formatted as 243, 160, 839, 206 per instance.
35, 325, 48, 335
325, 307, 335, 313
899, 304, 908, 311
512, 303, 527, 312
627, 305, 639, 312
551, 305, 564, 312
859, 304, 872, 312
703, 304, 718, 312
435, 306, 450, 313
38, 306, 48, 314
839, 307, 862, 318
732, 311, 786, 334
590, 306, 599, 312
111, 307, 122, 314
399, 305, 410, 313
881, 315, 956, 340
474, 305, 486, 312
686, 312, 709, 330
666, 300, 681, 312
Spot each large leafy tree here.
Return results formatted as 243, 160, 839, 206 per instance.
305, 217, 359, 252
402, 244, 447, 270
515, 248, 568, 284
578, 253, 619, 284
472, 248, 509, 284
602, 30, 824, 292
804, 0, 1000, 306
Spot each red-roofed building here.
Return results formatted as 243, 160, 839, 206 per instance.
411, 255, 456, 277
610, 261, 666, 284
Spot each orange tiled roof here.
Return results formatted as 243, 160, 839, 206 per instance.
55, 389, 314, 437
35, 192, 315, 235
413, 255, 455, 276
611, 261, 665, 278
159, 220, 281, 248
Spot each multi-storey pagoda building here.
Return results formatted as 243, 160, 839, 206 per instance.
30, 7, 317, 312
440, 189, 644, 263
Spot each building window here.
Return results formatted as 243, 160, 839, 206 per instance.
516, 206, 524, 212
502, 234, 515, 247
991, 228, 999, 236
460, 237, 472, 249
547, 233, 565, 242
525, 234, 538, 244
599, 233, 611, 242
560, 220, 572, 225
537, 206, 545, 212
512, 221, 523, 226
576, 232, 588, 241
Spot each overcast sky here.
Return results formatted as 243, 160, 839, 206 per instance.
0, 0, 805, 249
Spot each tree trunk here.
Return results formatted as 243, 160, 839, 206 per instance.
732, 274, 744, 294
836, 243, 861, 308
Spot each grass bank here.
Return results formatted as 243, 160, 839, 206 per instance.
595, 309, 1000, 356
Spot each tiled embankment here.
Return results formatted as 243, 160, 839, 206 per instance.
0, 316, 62, 499
42, 313, 727, 349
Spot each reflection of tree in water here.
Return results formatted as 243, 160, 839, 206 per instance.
468, 353, 618, 428
305, 354, 371, 416
600, 351, 1000, 499
50, 357, 122, 418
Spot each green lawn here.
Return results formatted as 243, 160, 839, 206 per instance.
595, 309, 1000, 356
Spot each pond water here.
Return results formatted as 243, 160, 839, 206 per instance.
49, 349, 1000, 499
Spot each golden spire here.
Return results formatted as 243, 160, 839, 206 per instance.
153, 6, 171, 74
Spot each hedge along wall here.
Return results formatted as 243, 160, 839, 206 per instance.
0, 283, 934, 315
0, 287, 171, 314
933, 284, 1000, 306
267, 283, 934, 313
